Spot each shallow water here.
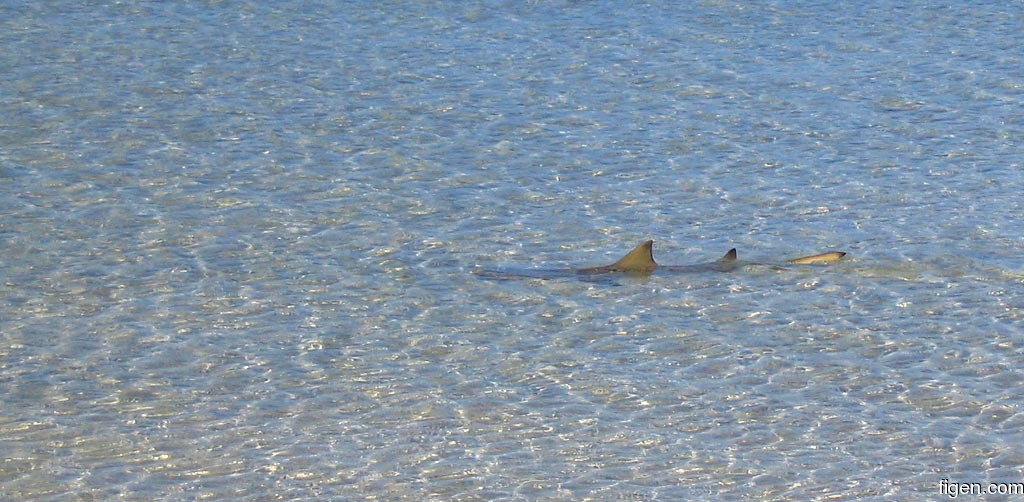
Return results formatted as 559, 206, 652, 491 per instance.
2, 1, 1023, 500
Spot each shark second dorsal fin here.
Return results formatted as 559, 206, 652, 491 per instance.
609, 240, 657, 272
720, 248, 737, 262
788, 251, 847, 264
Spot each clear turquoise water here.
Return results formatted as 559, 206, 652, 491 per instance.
2, 1, 1023, 499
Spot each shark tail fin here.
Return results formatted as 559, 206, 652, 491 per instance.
788, 251, 847, 265
720, 248, 737, 262
608, 239, 657, 272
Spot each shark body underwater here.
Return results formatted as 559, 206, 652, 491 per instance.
477, 240, 846, 281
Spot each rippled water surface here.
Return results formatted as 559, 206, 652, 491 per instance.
3, 1, 1024, 500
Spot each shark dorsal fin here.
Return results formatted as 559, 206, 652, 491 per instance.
609, 240, 657, 272
720, 248, 737, 262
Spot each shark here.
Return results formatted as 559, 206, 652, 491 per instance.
477, 240, 846, 281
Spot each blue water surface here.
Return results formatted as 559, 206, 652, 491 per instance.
2, 1, 1023, 499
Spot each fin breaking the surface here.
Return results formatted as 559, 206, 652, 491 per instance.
578, 239, 657, 273
610, 239, 657, 272
787, 251, 847, 265
720, 248, 737, 262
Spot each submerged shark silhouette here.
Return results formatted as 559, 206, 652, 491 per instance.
578, 240, 846, 273
478, 240, 846, 280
